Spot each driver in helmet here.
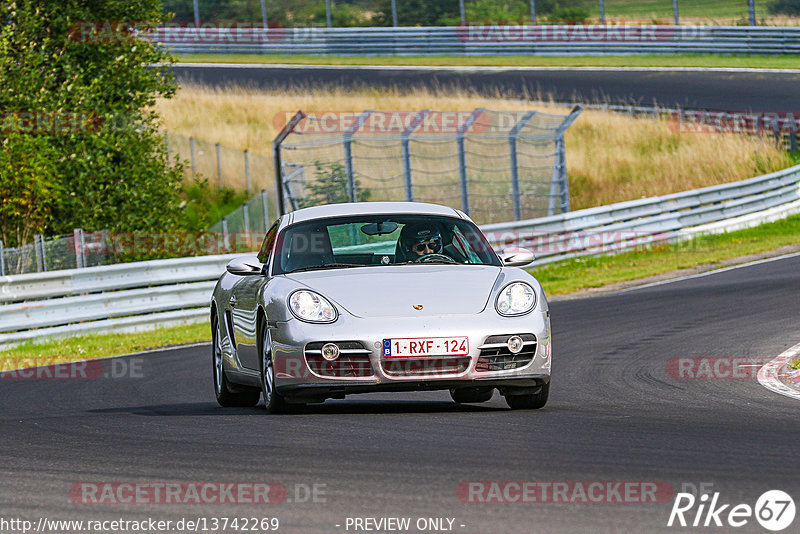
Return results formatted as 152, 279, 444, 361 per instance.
399, 223, 446, 261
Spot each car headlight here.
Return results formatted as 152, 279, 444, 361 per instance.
288, 290, 338, 323
495, 282, 536, 316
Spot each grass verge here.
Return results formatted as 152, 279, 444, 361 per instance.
0, 322, 210, 371
529, 212, 800, 295
176, 54, 800, 70
3, 214, 800, 366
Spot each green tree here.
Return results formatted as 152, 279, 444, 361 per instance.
0, 0, 184, 240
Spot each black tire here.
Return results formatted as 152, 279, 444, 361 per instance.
505, 382, 549, 410
212, 314, 261, 407
450, 387, 494, 404
260, 325, 291, 414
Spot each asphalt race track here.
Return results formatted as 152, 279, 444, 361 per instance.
2, 254, 799, 533
172, 64, 800, 112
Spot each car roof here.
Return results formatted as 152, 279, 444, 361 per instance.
287, 202, 466, 225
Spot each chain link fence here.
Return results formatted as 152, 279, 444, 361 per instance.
272, 107, 582, 225
0, 230, 110, 276
164, 131, 277, 193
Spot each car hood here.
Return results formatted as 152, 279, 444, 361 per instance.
285, 265, 502, 318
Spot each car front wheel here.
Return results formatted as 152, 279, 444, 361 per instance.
505, 382, 549, 410
261, 326, 290, 414
212, 314, 261, 407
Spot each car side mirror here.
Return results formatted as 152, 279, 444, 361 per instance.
226, 255, 264, 276
500, 247, 535, 267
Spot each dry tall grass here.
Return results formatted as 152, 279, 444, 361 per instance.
155, 85, 792, 211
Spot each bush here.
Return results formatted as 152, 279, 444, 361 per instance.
299, 161, 371, 208
0, 0, 186, 242
768, 0, 800, 15
0, 136, 60, 248
547, 6, 591, 24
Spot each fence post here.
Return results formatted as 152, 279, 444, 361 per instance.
164, 132, 169, 158
460, 0, 466, 25
222, 217, 229, 253
260, 0, 268, 28
673, 0, 679, 25
325, 0, 332, 28
216, 143, 222, 188
73, 229, 83, 269
599, 0, 605, 24
244, 149, 251, 193
0, 240, 4, 276
401, 109, 431, 202
748, 0, 756, 26
192, 0, 200, 26
34, 234, 43, 273
549, 105, 582, 215
456, 108, 486, 216
189, 137, 196, 179
343, 110, 374, 203
557, 137, 571, 213
391, 0, 398, 26
791, 132, 798, 152
261, 189, 270, 230
272, 111, 307, 216
508, 111, 537, 222
530, 0, 536, 24
242, 202, 251, 247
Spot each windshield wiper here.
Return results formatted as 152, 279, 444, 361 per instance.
289, 263, 362, 273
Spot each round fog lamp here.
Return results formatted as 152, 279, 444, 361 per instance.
507, 336, 524, 354
321, 343, 340, 361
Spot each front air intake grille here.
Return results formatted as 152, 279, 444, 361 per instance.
476, 334, 537, 372
304, 341, 374, 378
381, 357, 471, 377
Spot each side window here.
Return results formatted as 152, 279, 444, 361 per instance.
257, 222, 279, 265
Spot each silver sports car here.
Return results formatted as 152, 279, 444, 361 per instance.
211, 202, 551, 413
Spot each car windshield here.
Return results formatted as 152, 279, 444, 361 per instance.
273, 214, 500, 274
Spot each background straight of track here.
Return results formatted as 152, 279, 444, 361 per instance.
172, 64, 800, 112
2, 255, 800, 533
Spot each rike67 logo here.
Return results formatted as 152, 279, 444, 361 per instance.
668, 489, 795, 531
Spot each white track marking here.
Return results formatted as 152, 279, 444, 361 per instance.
173, 63, 800, 74
617, 251, 800, 294
758, 341, 800, 401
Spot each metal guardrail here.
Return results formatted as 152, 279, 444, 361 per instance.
2, 163, 799, 346
152, 25, 800, 55
0, 255, 237, 345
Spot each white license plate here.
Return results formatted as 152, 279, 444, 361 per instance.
382, 337, 469, 358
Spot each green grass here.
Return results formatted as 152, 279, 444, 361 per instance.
0, 322, 210, 371
529, 213, 800, 295
3, 213, 800, 366
176, 53, 800, 69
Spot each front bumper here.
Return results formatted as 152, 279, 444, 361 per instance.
268, 307, 552, 402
